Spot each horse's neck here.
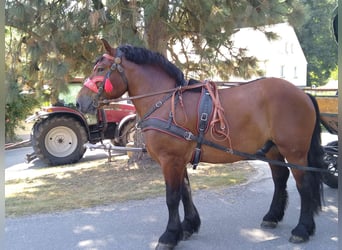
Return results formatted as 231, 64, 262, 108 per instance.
128, 67, 176, 118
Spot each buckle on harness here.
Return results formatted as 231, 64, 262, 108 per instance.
200, 113, 208, 121
155, 101, 163, 108
110, 63, 117, 71
184, 131, 193, 141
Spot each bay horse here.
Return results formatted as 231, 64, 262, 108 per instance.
76, 39, 325, 249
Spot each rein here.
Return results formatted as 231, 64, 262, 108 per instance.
98, 82, 207, 105
140, 118, 331, 173
96, 78, 253, 106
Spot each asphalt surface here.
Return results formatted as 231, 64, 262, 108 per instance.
5, 144, 110, 169
5, 160, 338, 250
5, 133, 338, 250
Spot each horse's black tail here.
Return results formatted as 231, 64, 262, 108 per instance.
306, 93, 325, 213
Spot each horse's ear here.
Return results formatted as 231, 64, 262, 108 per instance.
101, 39, 114, 55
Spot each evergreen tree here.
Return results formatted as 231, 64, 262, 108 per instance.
295, 0, 338, 86
6, 0, 306, 97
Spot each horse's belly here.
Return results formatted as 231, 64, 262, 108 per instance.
200, 147, 244, 164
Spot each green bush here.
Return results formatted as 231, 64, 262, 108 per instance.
5, 91, 39, 143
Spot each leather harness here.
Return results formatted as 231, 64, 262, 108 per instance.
139, 85, 216, 169
137, 84, 330, 173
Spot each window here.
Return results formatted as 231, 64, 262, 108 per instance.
280, 65, 285, 78
285, 42, 289, 54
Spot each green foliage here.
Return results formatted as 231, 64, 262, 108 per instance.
5, 80, 39, 143
295, 0, 338, 86
6, 1, 104, 99
6, 0, 306, 89
6, 0, 334, 87
330, 66, 338, 80
166, 0, 306, 79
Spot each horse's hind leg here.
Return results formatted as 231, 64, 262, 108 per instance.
288, 93, 324, 243
289, 168, 322, 243
181, 169, 201, 240
261, 158, 289, 229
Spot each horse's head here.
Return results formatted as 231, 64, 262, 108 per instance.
76, 39, 129, 114
77, 39, 187, 115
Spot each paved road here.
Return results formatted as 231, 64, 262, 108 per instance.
5, 160, 338, 250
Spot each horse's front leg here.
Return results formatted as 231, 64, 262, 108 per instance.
156, 163, 185, 250
181, 169, 201, 240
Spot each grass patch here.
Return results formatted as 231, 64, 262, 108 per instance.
5, 157, 254, 218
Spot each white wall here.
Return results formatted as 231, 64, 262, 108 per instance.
230, 23, 307, 87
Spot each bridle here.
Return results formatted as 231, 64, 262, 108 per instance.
84, 48, 129, 107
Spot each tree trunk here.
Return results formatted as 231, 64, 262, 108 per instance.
127, 116, 156, 167
126, 0, 169, 167
144, 0, 169, 55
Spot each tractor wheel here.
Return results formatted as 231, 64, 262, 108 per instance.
322, 141, 338, 189
118, 119, 136, 146
32, 116, 88, 165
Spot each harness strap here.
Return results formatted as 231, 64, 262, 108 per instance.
140, 92, 175, 122
256, 140, 275, 157
192, 88, 213, 169
138, 118, 330, 173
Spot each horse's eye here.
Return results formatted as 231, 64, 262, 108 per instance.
97, 68, 105, 73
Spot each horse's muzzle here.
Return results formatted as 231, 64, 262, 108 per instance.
76, 95, 97, 115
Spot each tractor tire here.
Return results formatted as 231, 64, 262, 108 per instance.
119, 119, 136, 146
32, 116, 88, 166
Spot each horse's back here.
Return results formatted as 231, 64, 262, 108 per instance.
221, 77, 314, 122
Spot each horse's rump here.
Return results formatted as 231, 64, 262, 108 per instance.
209, 78, 315, 162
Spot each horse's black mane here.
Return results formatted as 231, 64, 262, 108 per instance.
118, 45, 186, 86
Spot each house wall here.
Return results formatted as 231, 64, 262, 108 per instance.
229, 23, 307, 87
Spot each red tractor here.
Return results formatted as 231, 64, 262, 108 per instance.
26, 79, 136, 166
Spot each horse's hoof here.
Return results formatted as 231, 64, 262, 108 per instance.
182, 230, 193, 240
261, 220, 278, 229
289, 235, 309, 244
155, 242, 175, 250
